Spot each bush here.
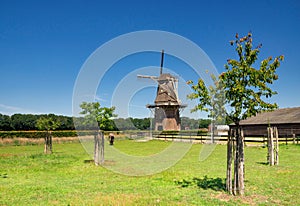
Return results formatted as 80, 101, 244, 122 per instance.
0, 131, 76, 139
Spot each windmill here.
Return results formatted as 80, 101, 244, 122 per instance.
137, 50, 186, 131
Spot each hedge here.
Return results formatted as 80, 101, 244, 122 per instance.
0, 130, 119, 139
0, 130, 206, 139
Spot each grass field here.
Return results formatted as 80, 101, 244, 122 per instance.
0, 140, 299, 205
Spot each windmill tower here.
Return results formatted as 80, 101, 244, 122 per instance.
137, 50, 186, 131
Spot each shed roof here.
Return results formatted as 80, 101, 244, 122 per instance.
239, 107, 300, 125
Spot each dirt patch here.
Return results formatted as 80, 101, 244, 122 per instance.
0, 137, 79, 146
212, 193, 279, 205
103, 160, 116, 166
0, 153, 17, 157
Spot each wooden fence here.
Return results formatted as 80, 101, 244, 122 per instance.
151, 132, 300, 145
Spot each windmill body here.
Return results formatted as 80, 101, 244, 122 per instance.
138, 50, 186, 131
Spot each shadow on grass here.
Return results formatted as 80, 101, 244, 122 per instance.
175, 175, 226, 191
256, 162, 268, 165
84, 159, 94, 163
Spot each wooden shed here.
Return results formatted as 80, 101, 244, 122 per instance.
231, 107, 300, 137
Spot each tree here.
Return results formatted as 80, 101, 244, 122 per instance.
79, 102, 117, 165
222, 33, 283, 195
79, 102, 117, 131
36, 116, 60, 154
0, 114, 13, 131
131, 118, 150, 130
187, 73, 227, 142
198, 119, 211, 129
11, 114, 39, 130
188, 32, 283, 195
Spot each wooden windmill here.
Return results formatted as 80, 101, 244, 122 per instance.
137, 50, 186, 131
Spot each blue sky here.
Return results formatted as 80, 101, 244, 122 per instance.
1, 0, 299, 118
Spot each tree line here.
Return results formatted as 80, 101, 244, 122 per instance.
0, 113, 75, 131
0, 113, 210, 131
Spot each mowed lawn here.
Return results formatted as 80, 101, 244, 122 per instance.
0, 140, 299, 205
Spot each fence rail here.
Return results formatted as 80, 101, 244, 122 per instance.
152, 133, 300, 145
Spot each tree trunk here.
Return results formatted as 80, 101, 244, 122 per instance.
233, 126, 244, 196
226, 128, 234, 194
44, 131, 52, 154
211, 120, 215, 143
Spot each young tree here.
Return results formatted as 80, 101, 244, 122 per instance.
79, 102, 117, 165
188, 32, 283, 195
223, 33, 283, 195
36, 116, 60, 154
187, 74, 227, 142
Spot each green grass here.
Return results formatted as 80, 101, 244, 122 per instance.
0, 140, 299, 205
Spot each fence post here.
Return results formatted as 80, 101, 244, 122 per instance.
267, 127, 274, 166
293, 134, 296, 144
274, 127, 279, 165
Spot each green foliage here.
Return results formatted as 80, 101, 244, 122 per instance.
187, 78, 211, 113
180, 117, 211, 129
221, 32, 284, 123
11, 114, 39, 130
130, 118, 150, 130
187, 74, 227, 124
36, 116, 60, 131
0, 114, 12, 131
79, 102, 117, 131
159, 130, 180, 135
188, 32, 283, 125
0, 131, 47, 139
0, 113, 75, 131
199, 119, 211, 129
0, 130, 102, 139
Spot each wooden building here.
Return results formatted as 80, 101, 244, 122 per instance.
231, 107, 300, 137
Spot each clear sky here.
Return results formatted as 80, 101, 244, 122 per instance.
1, 0, 299, 118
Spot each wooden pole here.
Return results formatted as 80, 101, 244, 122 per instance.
233, 126, 245, 196
100, 131, 105, 164
267, 127, 276, 166
270, 127, 274, 165
237, 127, 245, 195
44, 132, 47, 154
94, 132, 100, 166
233, 127, 238, 195
293, 134, 296, 144
44, 131, 52, 154
49, 131, 52, 154
226, 128, 234, 194
274, 127, 279, 165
